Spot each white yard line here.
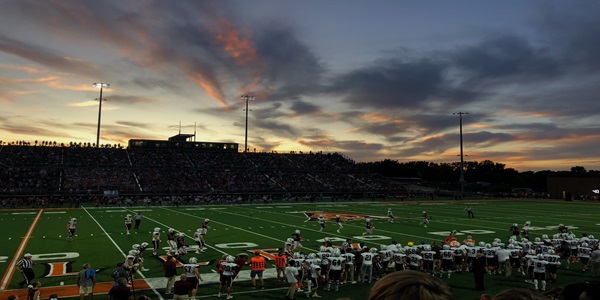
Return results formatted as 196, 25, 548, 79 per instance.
82, 206, 164, 300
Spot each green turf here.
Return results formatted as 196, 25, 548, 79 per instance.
1, 199, 599, 300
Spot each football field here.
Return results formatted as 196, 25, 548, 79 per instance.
0, 198, 599, 300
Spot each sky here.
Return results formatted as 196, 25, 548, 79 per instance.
1, 0, 600, 172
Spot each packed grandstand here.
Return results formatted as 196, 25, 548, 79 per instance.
0, 144, 416, 203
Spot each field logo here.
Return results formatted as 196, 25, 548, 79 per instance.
304, 211, 387, 222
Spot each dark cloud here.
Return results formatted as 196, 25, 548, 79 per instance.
106, 95, 159, 105
451, 34, 562, 84
290, 101, 321, 116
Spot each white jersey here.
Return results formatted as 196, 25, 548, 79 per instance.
293, 258, 305, 269
421, 250, 435, 261
285, 266, 299, 283
405, 246, 418, 256
194, 232, 201, 241
220, 262, 237, 276
341, 253, 355, 265
466, 246, 480, 258
317, 251, 331, 265
182, 263, 198, 278
379, 249, 394, 262
579, 247, 592, 258
408, 254, 422, 267
533, 259, 548, 273
329, 256, 345, 271
544, 254, 561, 265
68, 220, 77, 229
509, 249, 522, 259
525, 254, 537, 267
310, 264, 321, 278
361, 252, 376, 266
393, 253, 406, 263
440, 249, 454, 261
153, 231, 160, 241
124, 217, 132, 224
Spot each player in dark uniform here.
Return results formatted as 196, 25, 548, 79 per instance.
335, 215, 343, 233
292, 230, 303, 252
363, 218, 373, 235
176, 232, 187, 258
510, 223, 520, 238
420, 211, 429, 228
167, 228, 177, 253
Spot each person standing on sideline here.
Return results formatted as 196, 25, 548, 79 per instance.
108, 278, 132, 300
472, 252, 486, 292
173, 274, 194, 300
133, 212, 143, 230
465, 206, 475, 218
591, 245, 600, 277
285, 259, 299, 300
164, 253, 177, 295
111, 263, 127, 287
27, 281, 41, 300
250, 252, 267, 289
76, 263, 96, 300
16, 253, 35, 288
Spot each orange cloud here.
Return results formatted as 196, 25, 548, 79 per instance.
188, 72, 230, 110
213, 19, 257, 65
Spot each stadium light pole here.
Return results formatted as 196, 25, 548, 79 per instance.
94, 83, 110, 148
453, 112, 468, 199
241, 95, 254, 152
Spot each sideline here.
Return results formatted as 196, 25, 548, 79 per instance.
81, 206, 164, 300
0, 209, 43, 290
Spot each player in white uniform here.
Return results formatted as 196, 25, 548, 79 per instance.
66, 218, 77, 241
340, 249, 355, 284
544, 249, 561, 283
532, 254, 549, 291
183, 257, 203, 300
439, 245, 454, 278
578, 242, 592, 272
334, 215, 343, 233
124, 214, 132, 235
363, 218, 373, 236
360, 248, 377, 283
307, 258, 323, 298
318, 216, 326, 232
219, 256, 237, 299
152, 227, 161, 257
387, 208, 394, 223
325, 249, 345, 292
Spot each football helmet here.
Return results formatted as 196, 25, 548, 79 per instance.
485, 243, 491, 249
71, 218, 77, 222
582, 242, 589, 247
547, 249, 555, 254
141, 242, 149, 248
370, 248, 378, 253
493, 238, 501, 243
126, 214, 132, 218
226, 255, 235, 263
177, 232, 185, 237
537, 254, 544, 259
365, 218, 371, 222
204, 219, 210, 222
513, 223, 518, 227
189, 257, 198, 264
336, 215, 340, 218
507, 244, 515, 249
307, 253, 317, 259
332, 249, 341, 257
528, 249, 535, 255
324, 237, 330, 242
319, 246, 327, 252
542, 234, 549, 239
380, 245, 387, 251
534, 237, 541, 242
168, 228, 175, 233
479, 242, 486, 247
313, 258, 321, 265
424, 245, 432, 251
132, 244, 140, 249
127, 255, 135, 260
154, 227, 161, 232
293, 252, 301, 259
422, 211, 426, 214
197, 228, 202, 233
295, 229, 301, 234
286, 238, 294, 243
525, 221, 531, 225
492, 242, 498, 247
443, 245, 450, 250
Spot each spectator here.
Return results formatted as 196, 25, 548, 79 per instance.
492, 288, 548, 300
8, 295, 19, 300
164, 253, 177, 295
108, 278, 132, 300
367, 270, 456, 300
473, 252, 487, 292
76, 263, 96, 300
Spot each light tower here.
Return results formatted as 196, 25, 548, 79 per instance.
453, 112, 468, 198
94, 83, 110, 147
241, 95, 254, 152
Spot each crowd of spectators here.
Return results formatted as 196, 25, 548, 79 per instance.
0, 144, 402, 198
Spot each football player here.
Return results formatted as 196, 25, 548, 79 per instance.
325, 249, 345, 292
521, 221, 531, 239
152, 227, 161, 257
166, 228, 177, 253
199, 219, 209, 252
335, 215, 343, 233
363, 218, 373, 236
360, 248, 377, 283
219, 256, 238, 299
510, 223, 520, 238
340, 248, 356, 284
284, 238, 294, 257
420, 211, 429, 228
387, 208, 394, 223
176, 232, 187, 257
439, 245, 454, 278
532, 254, 549, 291
66, 217, 77, 241
318, 215, 326, 232
291, 230, 304, 252
307, 258, 323, 298
579, 242, 592, 272
194, 228, 203, 254
183, 257, 203, 300
124, 214, 132, 235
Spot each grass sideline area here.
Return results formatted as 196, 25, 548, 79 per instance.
1, 198, 599, 300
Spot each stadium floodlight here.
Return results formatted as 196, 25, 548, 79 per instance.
241, 95, 255, 152
94, 83, 110, 148
453, 112, 469, 199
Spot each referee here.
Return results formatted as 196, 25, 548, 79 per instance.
16, 253, 35, 288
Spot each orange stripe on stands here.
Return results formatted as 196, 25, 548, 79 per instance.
0, 279, 151, 299
0, 209, 44, 290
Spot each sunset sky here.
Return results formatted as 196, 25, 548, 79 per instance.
1, 1, 600, 172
